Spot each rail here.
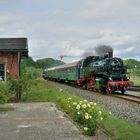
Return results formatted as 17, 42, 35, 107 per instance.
109, 93, 140, 104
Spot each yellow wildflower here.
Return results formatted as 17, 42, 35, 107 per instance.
99, 111, 102, 115
82, 104, 87, 109
89, 102, 93, 105
76, 104, 80, 110
68, 97, 72, 100
85, 112, 88, 116
87, 103, 91, 107
94, 102, 97, 106
85, 113, 89, 119
79, 101, 83, 104
84, 99, 87, 102
89, 115, 92, 119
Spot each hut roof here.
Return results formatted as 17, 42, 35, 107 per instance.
0, 38, 28, 56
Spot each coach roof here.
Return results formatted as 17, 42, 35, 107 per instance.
46, 61, 80, 71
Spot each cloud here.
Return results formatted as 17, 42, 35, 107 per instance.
0, 0, 140, 63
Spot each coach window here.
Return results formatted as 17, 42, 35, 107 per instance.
0, 64, 6, 81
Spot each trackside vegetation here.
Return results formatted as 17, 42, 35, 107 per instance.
21, 76, 140, 139
22, 79, 106, 136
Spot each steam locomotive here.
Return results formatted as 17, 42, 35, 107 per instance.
43, 52, 130, 94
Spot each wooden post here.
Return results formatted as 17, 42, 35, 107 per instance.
16, 52, 21, 102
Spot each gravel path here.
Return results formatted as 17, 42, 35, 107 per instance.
0, 103, 88, 140
48, 81, 140, 125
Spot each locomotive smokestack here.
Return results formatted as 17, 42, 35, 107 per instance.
108, 51, 113, 58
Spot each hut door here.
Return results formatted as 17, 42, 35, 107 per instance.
0, 64, 5, 81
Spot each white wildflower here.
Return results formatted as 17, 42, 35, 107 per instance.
73, 102, 77, 105
77, 112, 80, 115
109, 112, 112, 115
84, 127, 88, 131
100, 117, 103, 121
59, 88, 63, 92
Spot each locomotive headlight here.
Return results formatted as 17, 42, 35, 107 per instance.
109, 77, 112, 81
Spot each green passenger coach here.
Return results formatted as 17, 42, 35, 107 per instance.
44, 61, 80, 82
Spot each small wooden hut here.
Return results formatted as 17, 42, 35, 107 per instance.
0, 38, 28, 81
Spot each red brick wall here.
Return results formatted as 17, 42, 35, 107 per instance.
0, 52, 20, 79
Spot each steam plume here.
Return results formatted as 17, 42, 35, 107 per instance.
82, 45, 113, 58
95, 45, 113, 56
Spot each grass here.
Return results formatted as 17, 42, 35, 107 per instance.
0, 105, 14, 112
130, 78, 140, 86
102, 115, 140, 140
21, 79, 140, 140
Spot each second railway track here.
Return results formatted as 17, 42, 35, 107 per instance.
109, 93, 140, 104
128, 86, 140, 91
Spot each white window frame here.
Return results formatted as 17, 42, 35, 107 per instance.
0, 63, 6, 81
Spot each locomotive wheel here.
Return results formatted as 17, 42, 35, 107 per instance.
121, 87, 125, 94
100, 87, 106, 94
82, 82, 87, 90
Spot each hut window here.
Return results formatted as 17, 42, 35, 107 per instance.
0, 64, 6, 81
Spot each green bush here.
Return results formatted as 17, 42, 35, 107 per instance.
0, 82, 9, 104
0, 92, 8, 104
0, 67, 43, 103
21, 67, 42, 79
59, 97, 108, 136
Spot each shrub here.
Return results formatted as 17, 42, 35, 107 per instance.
59, 97, 109, 136
0, 82, 9, 104
0, 92, 9, 104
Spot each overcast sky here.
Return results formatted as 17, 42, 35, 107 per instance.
0, 0, 140, 63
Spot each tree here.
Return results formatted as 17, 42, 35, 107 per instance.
36, 58, 65, 69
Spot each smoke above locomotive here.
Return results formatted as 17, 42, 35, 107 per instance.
82, 45, 113, 59
60, 45, 113, 61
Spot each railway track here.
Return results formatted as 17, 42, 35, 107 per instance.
50, 80, 140, 103
128, 86, 140, 91
110, 93, 140, 104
